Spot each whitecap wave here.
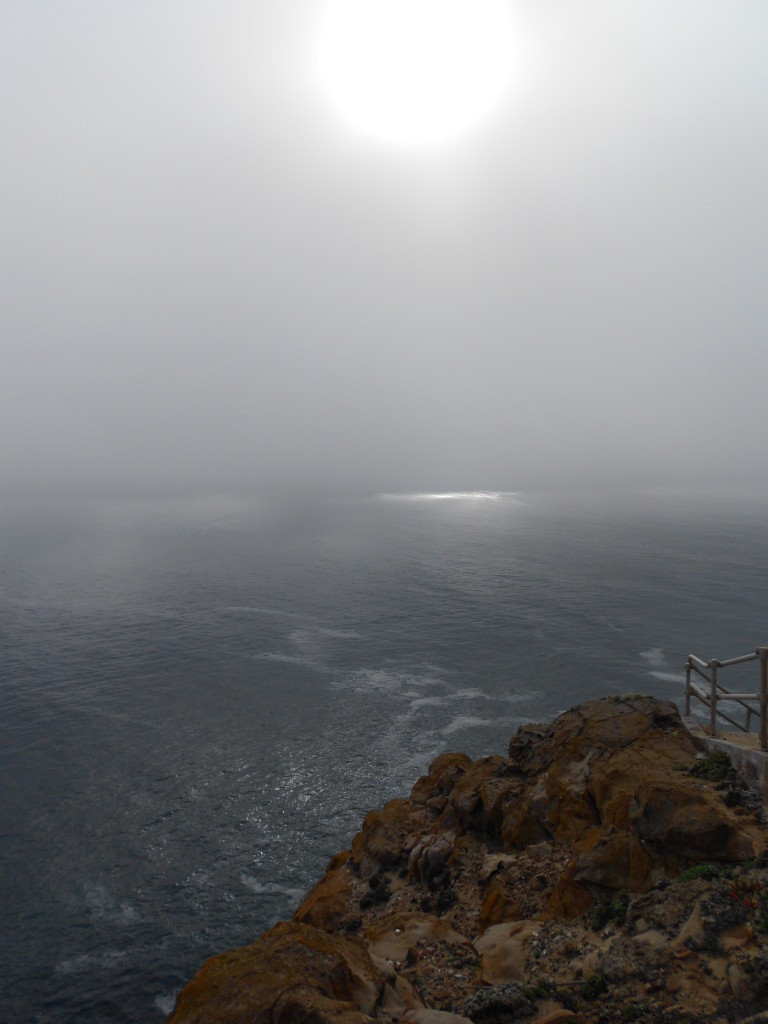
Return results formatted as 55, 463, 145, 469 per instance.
640, 649, 683, 685
290, 627, 363, 644
241, 875, 305, 900
250, 628, 364, 671
410, 688, 540, 711
640, 648, 666, 669
250, 652, 313, 666
225, 605, 297, 618
82, 882, 137, 924
155, 992, 179, 1016
56, 950, 128, 976
649, 670, 683, 684
410, 695, 450, 709
498, 690, 544, 705
442, 715, 496, 735
341, 667, 447, 693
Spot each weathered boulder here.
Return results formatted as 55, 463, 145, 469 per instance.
351, 802, 411, 879
410, 754, 473, 806
166, 921, 385, 1024
502, 696, 759, 881
365, 912, 472, 966
571, 826, 656, 892
475, 920, 540, 984
408, 833, 456, 884
294, 854, 355, 932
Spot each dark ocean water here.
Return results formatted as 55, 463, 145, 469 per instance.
1, 487, 767, 1023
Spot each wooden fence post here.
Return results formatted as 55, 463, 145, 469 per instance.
685, 660, 691, 717
710, 660, 718, 738
760, 647, 767, 751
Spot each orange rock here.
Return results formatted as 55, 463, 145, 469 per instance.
509, 696, 689, 772
447, 756, 507, 829
505, 696, 756, 871
573, 827, 655, 892
294, 868, 354, 932
478, 876, 522, 934
408, 833, 456, 884
545, 861, 595, 919
531, 1010, 576, 1024
410, 753, 473, 805
166, 921, 384, 1024
499, 796, 550, 850
641, 779, 755, 862
480, 853, 518, 882
350, 800, 412, 878
476, 919, 539, 983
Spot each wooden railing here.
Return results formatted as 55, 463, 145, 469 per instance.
685, 646, 768, 750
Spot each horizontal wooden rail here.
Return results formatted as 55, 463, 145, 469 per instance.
718, 652, 760, 668
716, 692, 761, 701
688, 654, 710, 671
685, 646, 768, 750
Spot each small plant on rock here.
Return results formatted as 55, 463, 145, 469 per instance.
522, 978, 553, 1001
580, 974, 608, 1000
677, 863, 722, 883
591, 890, 628, 930
686, 752, 735, 782
461, 983, 535, 1021
554, 987, 578, 1012
622, 1002, 651, 1021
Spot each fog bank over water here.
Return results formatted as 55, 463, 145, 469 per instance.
2, 1, 767, 495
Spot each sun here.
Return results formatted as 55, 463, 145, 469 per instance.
318, 0, 514, 146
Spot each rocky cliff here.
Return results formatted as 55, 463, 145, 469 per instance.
167, 696, 768, 1024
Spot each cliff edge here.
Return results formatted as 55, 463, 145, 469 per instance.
167, 695, 768, 1024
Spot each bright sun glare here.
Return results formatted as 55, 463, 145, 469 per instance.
318, 0, 514, 145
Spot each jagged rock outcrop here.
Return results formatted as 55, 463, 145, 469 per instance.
168, 696, 768, 1024
166, 921, 388, 1024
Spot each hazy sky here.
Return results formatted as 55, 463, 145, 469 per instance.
2, 1, 767, 494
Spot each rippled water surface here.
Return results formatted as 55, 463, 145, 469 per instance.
2, 488, 767, 1022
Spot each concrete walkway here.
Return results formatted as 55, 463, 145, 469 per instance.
683, 715, 768, 801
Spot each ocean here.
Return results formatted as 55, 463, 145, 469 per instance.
1, 487, 767, 1023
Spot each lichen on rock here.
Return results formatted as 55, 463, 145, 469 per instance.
167, 696, 768, 1024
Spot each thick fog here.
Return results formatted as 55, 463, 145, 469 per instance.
2, 1, 767, 495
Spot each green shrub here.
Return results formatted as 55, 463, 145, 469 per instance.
677, 863, 722, 882
523, 979, 553, 1001
580, 975, 608, 1000
590, 890, 628, 930
686, 752, 734, 782
555, 987, 578, 1012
